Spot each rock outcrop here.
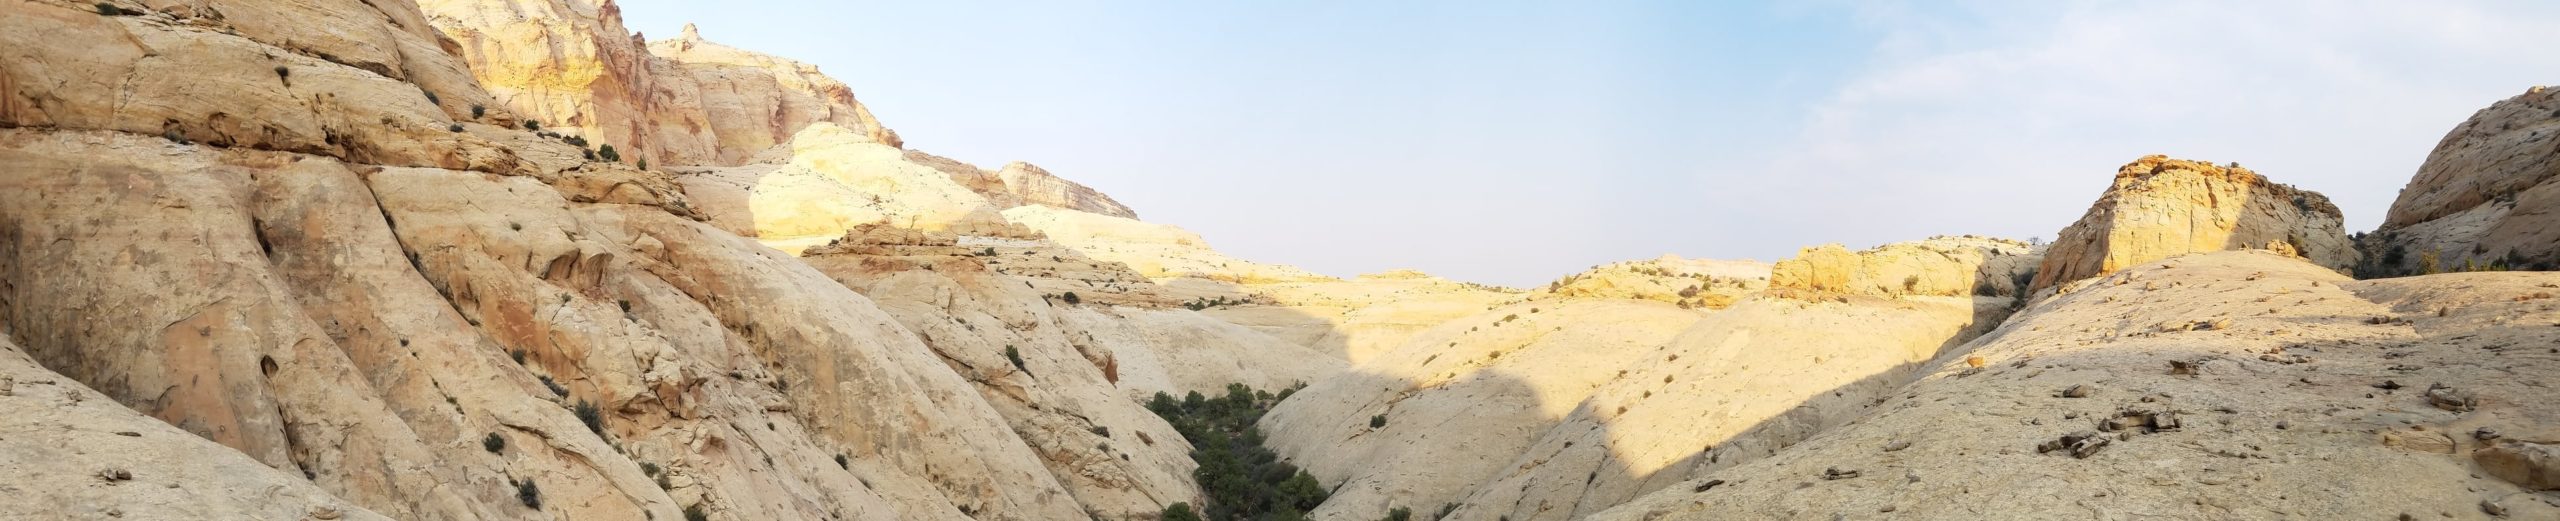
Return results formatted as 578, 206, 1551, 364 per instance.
2032, 155, 2353, 294
1541, 255, 1770, 309
1004, 205, 1329, 284
422, 1, 896, 166
1591, 251, 2560, 520
1203, 271, 1522, 364
677, 123, 1017, 250
1770, 236, 2038, 299
998, 161, 1140, 219
2362, 86, 2560, 276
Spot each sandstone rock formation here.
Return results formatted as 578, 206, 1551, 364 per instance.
1205, 271, 1522, 363
0, 334, 391, 521
2362, 86, 2560, 276
1004, 205, 1329, 284
1257, 300, 1708, 520
1541, 255, 1770, 309
998, 161, 1140, 219
677, 123, 1017, 250
2032, 155, 2354, 294
423, 1, 896, 166
1592, 251, 2560, 520
1770, 236, 2038, 299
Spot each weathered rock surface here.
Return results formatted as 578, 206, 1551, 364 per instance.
1004, 205, 1329, 284
0, 333, 393, 521
1541, 255, 1769, 309
997, 161, 1139, 219
2363, 86, 2560, 276
1205, 271, 1521, 364
1772, 236, 2038, 299
1592, 251, 2560, 520
423, 1, 895, 166
2033, 156, 2353, 294
677, 123, 1017, 250
1258, 300, 1707, 520
800, 225, 1206, 518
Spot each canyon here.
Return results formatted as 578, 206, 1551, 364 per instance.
0, 1, 2554, 520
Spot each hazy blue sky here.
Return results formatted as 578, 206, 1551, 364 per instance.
621, 0, 2560, 287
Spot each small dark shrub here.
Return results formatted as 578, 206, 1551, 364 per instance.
470, 104, 485, 119
423, 90, 439, 105
1370, 414, 1387, 429
516, 480, 541, 509
509, 350, 526, 364
598, 144, 621, 162
523, 120, 540, 131
637, 157, 648, 170
1004, 345, 1027, 373
448, 123, 464, 133
1161, 503, 1203, 521
1382, 506, 1412, 521
539, 375, 568, 397
95, 2, 117, 15
640, 462, 661, 476
1061, 292, 1081, 305
574, 399, 605, 436
483, 432, 505, 453
273, 65, 290, 80
833, 453, 849, 469
682, 504, 709, 521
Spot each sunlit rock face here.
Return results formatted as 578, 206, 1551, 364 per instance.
2032, 155, 2354, 294
1771, 236, 2039, 300
1539, 255, 1770, 310
2362, 86, 2560, 276
1590, 251, 2560, 520
423, 0, 895, 166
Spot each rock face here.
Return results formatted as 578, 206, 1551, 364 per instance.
0, 334, 391, 521
997, 161, 1140, 219
1206, 272, 1521, 364
1591, 251, 2560, 520
2032, 155, 2354, 294
677, 123, 1018, 250
2362, 86, 2560, 276
1771, 236, 2038, 299
1004, 205, 1329, 284
422, 1, 895, 166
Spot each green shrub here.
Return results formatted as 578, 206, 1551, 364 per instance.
1004, 345, 1027, 374
470, 104, 485, 119
1369, 414, 1386, 429
523, 120, 540, 131
833, 453, 849, 469
574, 399, 605, 437
683, 503, 709, 521
598, 144, 621, 162
423, 91, 439, 106
448, 123, 464, 133
640, 462, 661, 476
482, 432, 505, 453
1061, 292, 1081, 305
1161, 503, 1203, 521
1380, 506, 1411, 521
516, 480, 541, 509
1148, 382, 1323, 520
95, 2, 117, 15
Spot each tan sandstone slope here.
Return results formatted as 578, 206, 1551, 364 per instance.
2033, 155, 2355, 294
1593, 250, 2560, 520
0, 1, 1265, 519
2362, 86, 2560, 276
1254, 237, 2033, 521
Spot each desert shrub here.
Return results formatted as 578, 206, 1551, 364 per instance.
1146, 383, 1324, 520
523, 120, 540, 131
95, 3, 117, 15
470, 104, 485, 119
1061, 292, 1081, 305
1162, 503, 1204, 521
447, 123, 464, 133
1381, 506, 1412, 521
482, 432, 506, 453
574, 399, 605, 436
423, 91, 440, 105
598, 144, 621, 162
683, 503, 709, 521
516, 480, 541, 509
638, 158, 648, 170
1369, 414, 1386, 429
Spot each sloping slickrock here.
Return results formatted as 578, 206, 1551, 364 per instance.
1773, 236, 2038, 299
1593, 251, 2560, 520
2032, 156, 2353, 294
0, 333, 392, 521
2362, 86, 2560, 275
997, 161, 1139, 219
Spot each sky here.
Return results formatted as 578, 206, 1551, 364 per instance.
619, 0, 2560, 287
